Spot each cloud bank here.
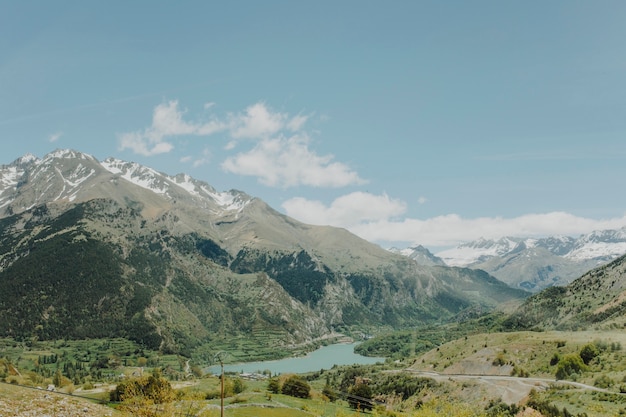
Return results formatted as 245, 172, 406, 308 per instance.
282, 192, 626, 247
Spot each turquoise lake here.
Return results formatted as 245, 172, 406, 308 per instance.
207, 343, 384, 375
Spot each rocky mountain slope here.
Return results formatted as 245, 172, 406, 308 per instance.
0, 150, 528, 354
503, 253, 626, 330
399, 233, 626, 292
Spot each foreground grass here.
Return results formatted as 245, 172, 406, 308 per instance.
0, 381, 120, 416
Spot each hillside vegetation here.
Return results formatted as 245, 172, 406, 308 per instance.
504, 254, 626, 331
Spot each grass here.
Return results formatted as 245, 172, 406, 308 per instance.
412, 330, 626, 385
0, 381, 121, 416
7, 330, 626, 416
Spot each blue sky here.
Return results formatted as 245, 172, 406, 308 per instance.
2, 1, 626, 250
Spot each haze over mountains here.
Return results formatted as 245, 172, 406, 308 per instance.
0, 150, 527, 354
396, 231, 626, 292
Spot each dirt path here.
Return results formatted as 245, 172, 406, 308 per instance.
406, 369, 616, 404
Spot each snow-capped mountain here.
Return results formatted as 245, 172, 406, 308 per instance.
436, 237, 524, 267
0, 149, 251, 219
389, 245, 446, 267
427, 231, 626, 292
437, 232, 626, 267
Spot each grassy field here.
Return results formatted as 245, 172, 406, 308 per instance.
5, 330, 626, 416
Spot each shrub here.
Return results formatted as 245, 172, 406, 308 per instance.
267, 377, 281, 394
556, 354, 587, 380
110, 370, 174, 403
281, 375, 310, 399
580, 343, 599, 365
322, 383, 338, 402
594, 375, 614, 389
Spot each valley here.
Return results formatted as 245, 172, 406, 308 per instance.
2, 150, 626, 416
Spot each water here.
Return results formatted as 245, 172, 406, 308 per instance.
206, 342, 384, 375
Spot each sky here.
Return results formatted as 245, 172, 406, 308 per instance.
2, 1, 626, 251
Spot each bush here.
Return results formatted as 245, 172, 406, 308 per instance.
267, 377, 281, 394
580, 343, 599, 365
322, 383, 338, 402
110, 370, 174, 403
556, 354, 587, 380
594, 375, 614, 389
281, 375, 310, 399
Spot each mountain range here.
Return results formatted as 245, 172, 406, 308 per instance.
0, 150, 528, 355
396, 231, 626, 292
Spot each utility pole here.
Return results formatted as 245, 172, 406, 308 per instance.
214, 351, 228, 417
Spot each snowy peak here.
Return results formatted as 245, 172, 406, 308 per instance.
0, 149, 252, 218
436, 230, 626, 267
437, 237, 524, 267
426, 230, 626, 292
100, 157, 251, 212
0, 149, 103, 213
565, 227, 626, 262
389, 245, 445, 266
101, 157, 173, 196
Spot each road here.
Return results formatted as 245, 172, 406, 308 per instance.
404, 369, 617, 404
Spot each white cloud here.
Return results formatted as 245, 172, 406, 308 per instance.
282, 192, 626, 247
48, 132, 62, 143
229, 102, 286, 139
119, 100, 361, 189
180, 148, 211, 168
192, 148, 211, 168
221, 134, 366, 188
228, 102, 308, 139
118, 101, 309, 156
283, 192, 406, 226
417, 196, 428, 204
118, 100, 227, 156
352, 213, 626, 248
287, 114, 309, 131
118, 131, 175, 156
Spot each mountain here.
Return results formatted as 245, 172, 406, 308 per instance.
432, 232, 626, 292
503, 253, 626, 331
0, 150, 528, 355
389, 245, 446, 267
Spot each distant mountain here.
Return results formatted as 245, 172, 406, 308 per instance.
428, 232, 626, 292
389, 245, 446, 267
503, 253, 626, 331
0, 150, 528, 355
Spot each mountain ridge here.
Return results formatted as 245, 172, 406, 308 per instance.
504, 253, 626, 331
0, 149, 528, 356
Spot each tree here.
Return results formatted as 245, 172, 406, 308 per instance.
267, 377, 281, 394
110, 369, 174, 403
556, 354, 587, 380
348, 382, 373, 410
281, 375, 310, 399
579, 343, 599, 365
322, 383, 338, 402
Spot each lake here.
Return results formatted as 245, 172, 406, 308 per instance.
206, 342, 384, 375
